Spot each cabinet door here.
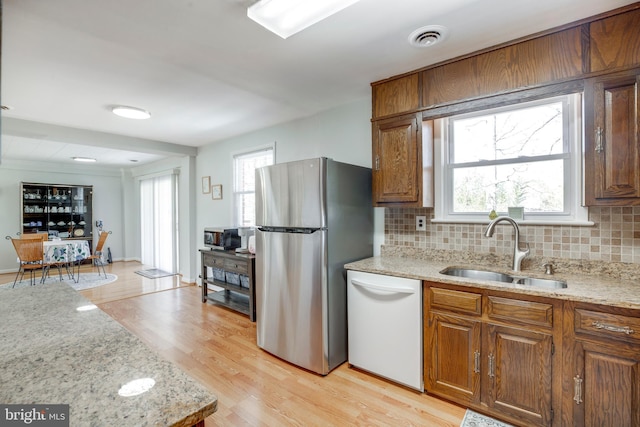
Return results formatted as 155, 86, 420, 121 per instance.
426, 311, 481, 405
568, 339, 640, 427
585, 72, 640, 205
484, 323, 554, 426
372, 73, 419, 118
590, 7, 640, 73
372, 114, 421, 205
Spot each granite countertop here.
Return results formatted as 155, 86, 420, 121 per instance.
345, 255, 640, 310
0, 283, 217, 426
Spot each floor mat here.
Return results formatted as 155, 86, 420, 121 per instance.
135, 269, 176, 279
0, 273, 118, 291
460, 410, 514, 427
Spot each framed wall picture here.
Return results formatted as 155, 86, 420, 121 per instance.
212, 184, 223, 200
202, 176, 211, 194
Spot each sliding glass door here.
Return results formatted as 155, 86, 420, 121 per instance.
140, 173, 178, 273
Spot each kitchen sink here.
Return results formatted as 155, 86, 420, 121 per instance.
439, 267, 512, 283
439, 267, 567, 289
514, 277, 567, 289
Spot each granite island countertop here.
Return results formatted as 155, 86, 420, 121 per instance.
0, 283, 217, 427
345, 255, 640, 310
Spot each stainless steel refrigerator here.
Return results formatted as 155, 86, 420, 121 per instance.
255, 157, 372, 375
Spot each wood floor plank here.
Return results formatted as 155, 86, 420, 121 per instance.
2, 261, 466, 426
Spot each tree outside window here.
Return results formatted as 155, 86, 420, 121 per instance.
444, 95, 576, 219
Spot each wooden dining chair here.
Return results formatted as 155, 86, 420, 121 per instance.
20, 233, 48, 241
9, 238, 46, 287
82, 231, 111, 279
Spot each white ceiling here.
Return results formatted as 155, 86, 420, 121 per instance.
1, 0, 636, 167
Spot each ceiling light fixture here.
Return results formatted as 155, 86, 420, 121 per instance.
247, 0, 361, 39
72, 157, 97, 163
111, 105, 151, 120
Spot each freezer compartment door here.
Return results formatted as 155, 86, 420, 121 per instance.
255, 158, 327, 228
255, 228, 329, 374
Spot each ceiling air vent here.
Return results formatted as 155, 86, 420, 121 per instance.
408, 25, 448, 48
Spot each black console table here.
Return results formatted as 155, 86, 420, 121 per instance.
200, 249, 256, 322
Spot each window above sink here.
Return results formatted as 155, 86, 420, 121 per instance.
433, 93, 590, 225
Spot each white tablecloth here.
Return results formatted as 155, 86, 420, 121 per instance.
43, 240, 91, 264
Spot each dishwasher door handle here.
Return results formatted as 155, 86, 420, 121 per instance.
350, 279, 416, 294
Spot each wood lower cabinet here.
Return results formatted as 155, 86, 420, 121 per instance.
425, 282, 561, 426
484, 323, 554, 426
583, 69, 640, 205
427, 311, 481, 405
563, 301, 640, 426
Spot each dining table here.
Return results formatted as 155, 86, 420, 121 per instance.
43, 239, 91, 264
43, 239, 92, 282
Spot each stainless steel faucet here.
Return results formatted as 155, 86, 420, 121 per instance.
484, 216, 530, 272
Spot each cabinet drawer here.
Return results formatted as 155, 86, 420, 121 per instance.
487, 296, 553, 328
202, 253, 225, 268
429, 287, 481, 316
224, 258, 249, 274
575, 309, 640, 344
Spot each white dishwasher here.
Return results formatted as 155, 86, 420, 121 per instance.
347, 270, 423, 391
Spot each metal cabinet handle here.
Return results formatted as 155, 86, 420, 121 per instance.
488, 353, 495, 378
473, 350, 480, 374
375, 155, 380, 171
592, 321, 635, 335
595, 127, 604, 153
573, 374, 583, 404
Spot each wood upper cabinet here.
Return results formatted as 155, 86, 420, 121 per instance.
425, 283, 561, 426
372, 113, 421, 206
584, 70, 640, 205
590, 7, 640, 73
563, 301, 640, 426
372, 73, 420, 119
422, 26, 583, 108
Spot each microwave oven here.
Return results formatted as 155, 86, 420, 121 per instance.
204, 227, 241, 250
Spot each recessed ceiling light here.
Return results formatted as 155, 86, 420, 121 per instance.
72, 157, 97, 163
408, 25, 448, 48
111, 105, 151, 120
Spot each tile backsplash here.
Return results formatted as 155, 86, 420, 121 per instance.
385, 206, 640, 265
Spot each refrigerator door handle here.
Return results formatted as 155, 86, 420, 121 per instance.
257, 226, 321, 234
351, 279, 416, 294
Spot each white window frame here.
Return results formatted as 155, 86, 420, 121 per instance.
433, 93, 591, 225
232, 144, 275, 227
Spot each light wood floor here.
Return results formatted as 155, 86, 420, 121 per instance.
3, 261, 466, 426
